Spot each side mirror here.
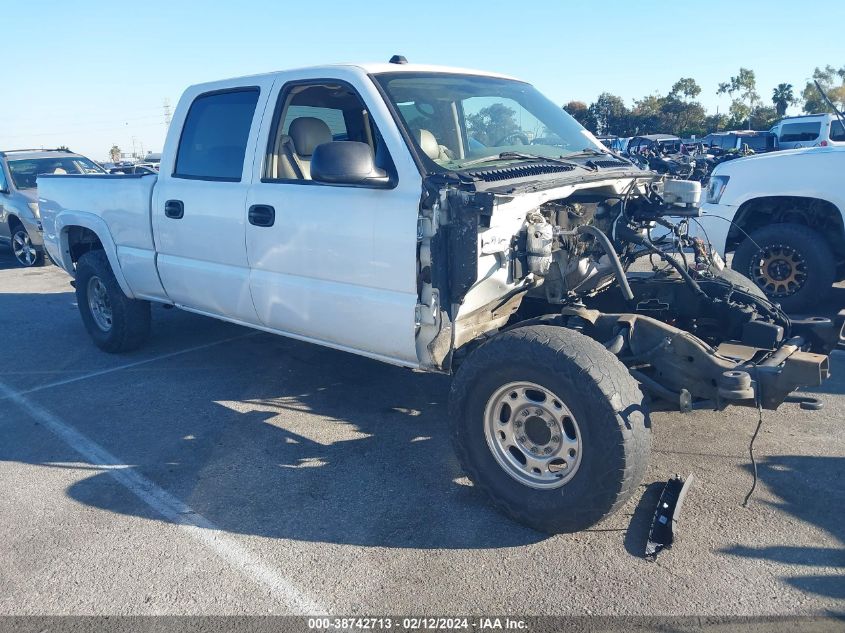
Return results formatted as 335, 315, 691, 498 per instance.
310, 141, 390, 186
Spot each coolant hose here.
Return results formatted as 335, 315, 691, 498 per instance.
576, 224, 634, 301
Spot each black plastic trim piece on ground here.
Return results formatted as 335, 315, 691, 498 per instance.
645, 473, 694, 560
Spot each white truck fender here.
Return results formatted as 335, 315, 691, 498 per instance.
53, 210, 136, 299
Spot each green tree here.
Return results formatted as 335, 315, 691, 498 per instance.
563, 100, 594, 130
662, 98, 707, 136
704, 113, 729, 133
801, 65, 845, 113
588, 93, 629, 135
772, 83, 795, 117
669, 77, 702, 101
717, 68, 759, 128
109, 145, 121, 163
750, 105, 779, 130
465, 103, 519, 146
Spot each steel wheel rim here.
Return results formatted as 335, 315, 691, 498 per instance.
87, 276, 113, 332
483, 381, 582, 489
750, 244, 807, 298
12, 230, 35, 266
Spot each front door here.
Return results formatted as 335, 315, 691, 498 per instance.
245, 75, 421, 365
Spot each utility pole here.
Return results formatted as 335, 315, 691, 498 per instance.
163, 99, 172, 127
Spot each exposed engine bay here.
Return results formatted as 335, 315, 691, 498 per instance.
415, 170, 843, 411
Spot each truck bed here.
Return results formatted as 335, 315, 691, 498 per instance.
38, 173, 162, 299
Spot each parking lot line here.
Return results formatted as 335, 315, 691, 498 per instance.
0, 332, 258, 401
0, 379, 327, 615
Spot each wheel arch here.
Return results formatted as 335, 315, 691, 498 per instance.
54, 212, 135, 298
728, 196, 845, 267
6, 212, 23, 232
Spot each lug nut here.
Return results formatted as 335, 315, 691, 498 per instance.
517, 435, 526, 443
546, 420, 555, 428
514, 420, 523, 428
551, 435, 560, 443
544, 447, 552, 454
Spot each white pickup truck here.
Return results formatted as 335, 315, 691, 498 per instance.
38, 60, 843, 533
701, 146, 845, 312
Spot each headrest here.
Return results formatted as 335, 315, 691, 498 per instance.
289, 117, 333, 157
415, 129, 440, 160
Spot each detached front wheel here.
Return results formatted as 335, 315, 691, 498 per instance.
75, 250, 151, 353
449, 325, 651, 533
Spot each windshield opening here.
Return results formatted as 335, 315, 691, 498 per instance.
374, 73, 603, 172
8, 156, 103, 189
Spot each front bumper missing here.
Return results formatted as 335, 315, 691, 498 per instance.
566, 308, 844, 411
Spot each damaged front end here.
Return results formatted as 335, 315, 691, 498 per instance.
414, 163, 842, 411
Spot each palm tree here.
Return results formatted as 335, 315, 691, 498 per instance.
772, 83, 795, 117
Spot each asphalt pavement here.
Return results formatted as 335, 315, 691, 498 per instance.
0, 250, 843, 616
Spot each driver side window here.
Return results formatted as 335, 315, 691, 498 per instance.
264, 81, 395, 184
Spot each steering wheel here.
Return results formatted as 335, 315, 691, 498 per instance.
495, 132, 530, 146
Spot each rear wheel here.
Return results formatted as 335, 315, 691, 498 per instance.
732, 223, 834, 313
449, 325, 651, 533
10, 222, 43, 267
75, 250, 151, 352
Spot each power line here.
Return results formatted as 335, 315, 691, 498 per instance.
163, 99, 172, 127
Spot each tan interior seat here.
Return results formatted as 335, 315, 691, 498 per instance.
279, 117, 333, 179
415, 129, 452, 162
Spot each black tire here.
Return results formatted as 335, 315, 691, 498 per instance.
449, 325, 651, 533
732, 223, 834, 313
75, 250, 151, 353
9, 221, 44, 267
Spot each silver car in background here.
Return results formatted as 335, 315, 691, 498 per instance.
0, 149, 104, 266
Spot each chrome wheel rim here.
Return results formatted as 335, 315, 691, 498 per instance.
87, 276, 113, 332
12, 229, 36, 266
484, 381, 582, 489
750, 244, 807, 298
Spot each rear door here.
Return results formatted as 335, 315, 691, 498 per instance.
243, 70, 422, 365
153, 78, 274, 323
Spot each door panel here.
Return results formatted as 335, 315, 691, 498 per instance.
152, 79, 274, 323
245, 183, 420, 362
243, 72, 424, 365
153, 177, 258, 322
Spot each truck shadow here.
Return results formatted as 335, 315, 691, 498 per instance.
0, 305, 551, 549
720, 455, 845, 599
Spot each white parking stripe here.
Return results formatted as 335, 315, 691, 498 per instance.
0, 333, 257, 401
0, 380, 327, 615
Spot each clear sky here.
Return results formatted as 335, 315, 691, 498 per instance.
3, 0, 843, 160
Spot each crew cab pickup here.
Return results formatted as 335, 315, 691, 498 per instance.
701, 146, 845, 312
38, 61, 843, 534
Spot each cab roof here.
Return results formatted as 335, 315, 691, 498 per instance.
0, 149, 85, 161
204, 61, 520, 86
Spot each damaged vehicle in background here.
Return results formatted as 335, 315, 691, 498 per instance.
37, 61, 844, 534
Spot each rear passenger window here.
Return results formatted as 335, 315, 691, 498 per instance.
174, 88, 260, 181
779, 122, 821, 143
831, 120, 845, 142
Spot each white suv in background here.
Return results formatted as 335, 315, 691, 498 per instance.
770, 113, 845, 149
